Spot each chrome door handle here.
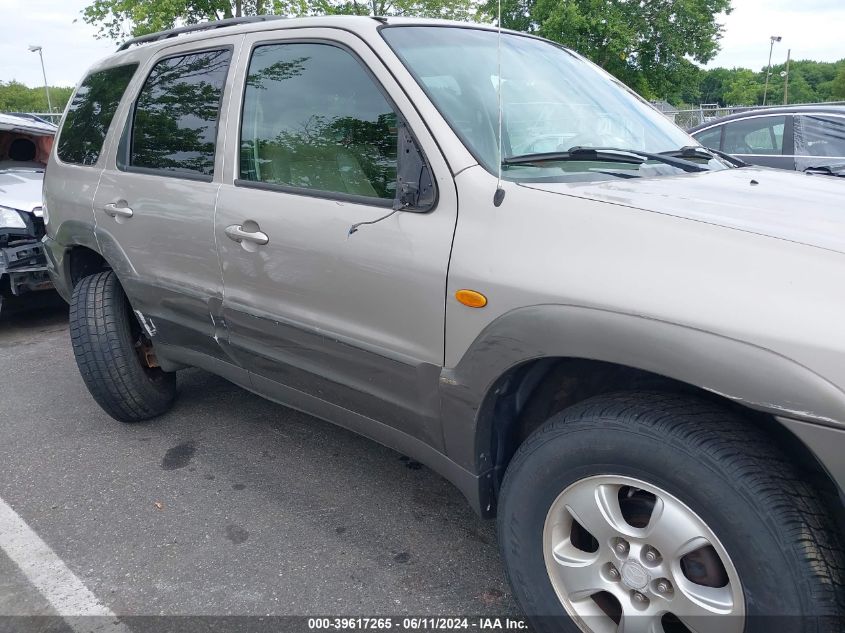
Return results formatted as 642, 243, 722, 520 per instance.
225, 224, 269, 245
103, 203, 133, 218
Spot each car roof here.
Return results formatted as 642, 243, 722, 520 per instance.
688, 105, 845, 132
0, 112, 57, 137
81, 16, 529, 77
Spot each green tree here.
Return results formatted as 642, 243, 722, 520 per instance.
722, 68, 758, 105
82, 0, 477, 40
486, 0, 731, 101
699, 67, 734, 105
0, 80, 73, 113
695, 60, 845, 107
830, 65, 845, 100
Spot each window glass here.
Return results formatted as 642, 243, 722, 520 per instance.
795, 115, 845, 157
694, 127, 722, 151
722, 116, 786, 155
57, 64, 137, 165
240, 43, 397, 200
130, 49, 231, 177
381, 27, 717, 182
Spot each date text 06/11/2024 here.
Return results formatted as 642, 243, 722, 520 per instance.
306, 617, 530, 630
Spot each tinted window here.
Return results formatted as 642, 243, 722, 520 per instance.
57, 64, 137, 165
722, 116, 786, 155
795, 115, 845, 157
130, 49, 231, 177
239, 43, 397, 201
694, 126, 722, 151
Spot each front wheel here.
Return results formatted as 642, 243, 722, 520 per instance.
69, 271, 176, 422
498, 392, 844, 633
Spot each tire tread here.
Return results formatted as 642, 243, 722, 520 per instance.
69, 271, 175, 422
500, 391, 845, 625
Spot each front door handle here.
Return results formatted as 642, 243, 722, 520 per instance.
103, 202, 134, 219
225, 224, 269, 245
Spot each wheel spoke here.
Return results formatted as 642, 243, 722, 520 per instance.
674, 578, 737, 615
563, 481, 628, 542
670, 579, 743, 633
550, 545, 606, 601
643, 495, 709, 559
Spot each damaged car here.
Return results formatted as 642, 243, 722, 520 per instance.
0, 112, 55, 316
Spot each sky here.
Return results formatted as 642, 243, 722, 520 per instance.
705, 0, 845, 70
1, 0, 844, 88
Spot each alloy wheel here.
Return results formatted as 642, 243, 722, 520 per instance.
542, 475, 744, 633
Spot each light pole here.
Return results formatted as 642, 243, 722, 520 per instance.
27, 45, 53, 114
781, 49, 791, 105
762, 35, 782, 107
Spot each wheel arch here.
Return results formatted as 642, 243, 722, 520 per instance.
439, 305, 845, 518
67, 246, 109, 289
47, 219, 137, 300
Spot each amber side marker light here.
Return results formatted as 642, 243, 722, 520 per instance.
455, 289, 488, 308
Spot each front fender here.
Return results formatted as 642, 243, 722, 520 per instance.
440, 304, 845, 475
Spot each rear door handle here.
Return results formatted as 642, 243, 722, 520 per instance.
103, 202, 134, 218
225, 224, 269, 245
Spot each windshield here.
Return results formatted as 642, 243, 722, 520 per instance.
382, 26, 724, 182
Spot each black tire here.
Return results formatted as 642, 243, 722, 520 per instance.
69, 271, 176, 422
498, 391, 845, 633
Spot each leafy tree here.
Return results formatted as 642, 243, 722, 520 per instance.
82, 1, 301, 39
0, 81, 73, 113
486, 0, 731, 101
82, 0, 477, 40
760, 59, 825, 105
827, 65, 845, 100
698, 67, 733, 105
694, 59, 845, 107
722, 69, 758, 105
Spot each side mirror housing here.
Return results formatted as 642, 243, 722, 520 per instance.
394, 122, 436, 212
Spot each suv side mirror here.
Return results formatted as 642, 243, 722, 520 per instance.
394, 122, 436, 213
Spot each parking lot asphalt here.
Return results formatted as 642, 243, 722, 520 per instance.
0, 298, 518, 619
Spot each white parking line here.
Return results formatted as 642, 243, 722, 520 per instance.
0, 495, 131, 633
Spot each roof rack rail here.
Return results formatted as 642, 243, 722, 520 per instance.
116, 15, 287, 51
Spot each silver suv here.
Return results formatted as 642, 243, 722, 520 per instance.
43, 16, 844, 633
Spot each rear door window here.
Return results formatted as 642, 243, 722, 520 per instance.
57, 64, 138, 166
127, 48, 231, 179
794, 115, 845, 158
722, 116, 786, 155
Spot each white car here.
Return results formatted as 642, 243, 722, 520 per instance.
0, 112, 56, 315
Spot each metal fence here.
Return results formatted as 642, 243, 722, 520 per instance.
23, 112, 62, 125
664, 102, 845, 130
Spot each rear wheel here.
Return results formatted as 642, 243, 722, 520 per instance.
69, 271, 176, 422
498, 392, 845, 633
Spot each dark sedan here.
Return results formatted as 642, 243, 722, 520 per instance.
688, 105, 845, 173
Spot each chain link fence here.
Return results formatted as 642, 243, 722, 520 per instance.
662, 102, 845, 130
